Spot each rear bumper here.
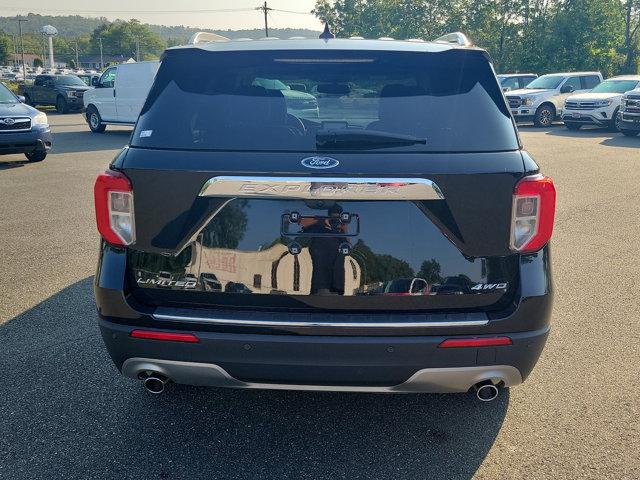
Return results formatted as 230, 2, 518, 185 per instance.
0, 127, 52, 155
101, 318, 547, 392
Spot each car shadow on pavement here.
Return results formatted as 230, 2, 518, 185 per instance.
599, 136, 640, 148
518, 124, 640, 148
0, 159, 28, 170
0, 278, 509, 480
50, 130, 132, 154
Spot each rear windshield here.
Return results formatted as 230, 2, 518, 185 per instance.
132, 48, 518, 153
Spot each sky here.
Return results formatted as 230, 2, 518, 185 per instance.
0, 0, 322, 31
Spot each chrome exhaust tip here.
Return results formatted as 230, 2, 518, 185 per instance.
473, 381, 500, 402
143, 375, 167, 394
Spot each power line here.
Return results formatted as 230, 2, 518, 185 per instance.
271, 8, 313, 15
0, 6, 256, 15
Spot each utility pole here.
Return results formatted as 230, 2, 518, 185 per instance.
16, 17, 28, 80
98, 37, 104, 71
135, 37, 140, 62
12, 35, 17, 68
73, 39, 79, 68
255, 1, 272, 37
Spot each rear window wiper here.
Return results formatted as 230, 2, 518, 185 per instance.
316, 129, 427, 150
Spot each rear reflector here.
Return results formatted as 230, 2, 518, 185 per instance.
94, 170, 135, 246
438, 337, 512, 348
510, 174, 556, 253
130, 330, 199, 343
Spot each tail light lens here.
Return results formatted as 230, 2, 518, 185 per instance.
510, 174, 556, 252
94, 170, 135, 246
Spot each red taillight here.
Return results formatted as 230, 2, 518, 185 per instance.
94, 170, 135, 246
130, 330, 199, 343
438, 337, 512, 348
510, 174, 556, 253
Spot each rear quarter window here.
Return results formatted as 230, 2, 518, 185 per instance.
582, 75, 601, 89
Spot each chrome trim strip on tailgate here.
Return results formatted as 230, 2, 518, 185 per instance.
152, 308, 488, 328
198, 176, 444, 200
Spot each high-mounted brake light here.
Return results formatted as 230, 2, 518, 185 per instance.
94, 170, 135, 246
510, 174, 556, 253
438, 337, 512, 348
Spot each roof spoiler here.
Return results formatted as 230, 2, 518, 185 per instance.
433, 32, 472, 47
187, 32, 230, 45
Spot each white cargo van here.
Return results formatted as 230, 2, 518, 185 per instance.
83, 61, 159, 132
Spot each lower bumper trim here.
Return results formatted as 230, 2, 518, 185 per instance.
619, 119, 640, 131
561, 113, 607, 125
121, 358, 523, 393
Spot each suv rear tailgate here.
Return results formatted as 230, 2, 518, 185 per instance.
120, 148, 525, 313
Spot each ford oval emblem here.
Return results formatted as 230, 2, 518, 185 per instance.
301, 156, 339, 169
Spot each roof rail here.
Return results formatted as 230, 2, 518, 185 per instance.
188, 32, 230, 45
433, 32, 472, 47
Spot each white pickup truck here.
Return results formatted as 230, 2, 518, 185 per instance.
619, 88, 640, 137
561, 76, 640, 131
506, 72, 603, 127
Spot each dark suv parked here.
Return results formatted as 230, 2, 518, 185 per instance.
94, 35, 556, 401
20, 74, 89, 113
0, 82, 52, 162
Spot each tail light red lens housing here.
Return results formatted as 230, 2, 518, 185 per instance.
510, 174, 556, 253
94, 170, 135, 246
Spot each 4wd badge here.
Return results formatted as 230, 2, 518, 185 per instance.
471, 283, 508, 291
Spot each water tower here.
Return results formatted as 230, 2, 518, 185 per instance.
41, 25, 58, 69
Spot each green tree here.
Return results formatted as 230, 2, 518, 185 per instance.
313, 0, 637, 75
622, 0, 640, 73
0, 31, 11, 65
417, 259, 443, 284
90, 19, 166, 60
351, 240, 414, 285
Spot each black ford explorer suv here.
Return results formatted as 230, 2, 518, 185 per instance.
94, 33, 556, 401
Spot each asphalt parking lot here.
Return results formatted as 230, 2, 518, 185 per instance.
1, 113, 639, 480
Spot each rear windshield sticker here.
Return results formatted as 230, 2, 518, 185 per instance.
140, 130, 153, 138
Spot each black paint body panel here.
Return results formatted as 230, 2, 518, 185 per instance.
122, 147, 526, 258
